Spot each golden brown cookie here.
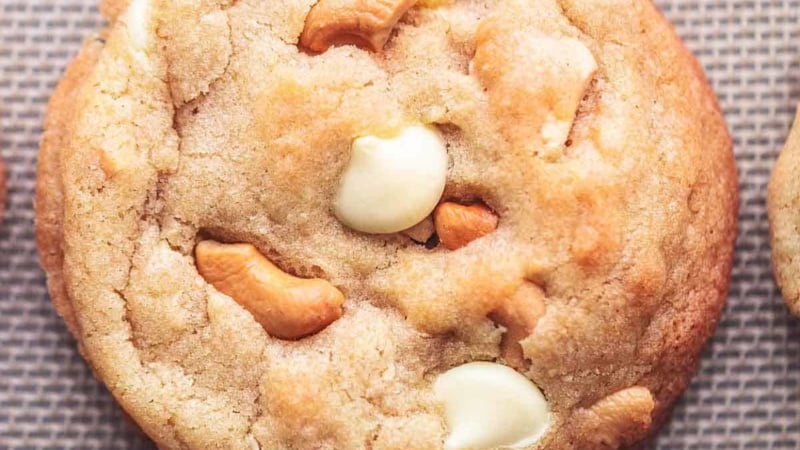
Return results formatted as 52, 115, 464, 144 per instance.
37, 1, 737, 449
768, 109, 800, 315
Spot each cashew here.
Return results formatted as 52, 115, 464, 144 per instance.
433, 202, 499, 250
435, 362, 551, 450
402, 215, 436, 244
300, 0, 418, 53
334, 125, 448, 234
195, 240, 345, 340
98, 149, 134, 177
575, 386, 655, 448
489, 282, 546, 370
473, 20, 597, 156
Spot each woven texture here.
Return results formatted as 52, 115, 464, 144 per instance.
0, 1, 798, 449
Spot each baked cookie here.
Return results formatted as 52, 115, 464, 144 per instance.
36, 0, 737, 449
769, 110, 800, 315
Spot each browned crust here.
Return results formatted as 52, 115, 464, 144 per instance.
768, 109, 800, 315
36, 37, 105, 338
550, 2, 737, 447
36, 2, 123, 338
643, 1, 737, 436
100, 0, 131, 23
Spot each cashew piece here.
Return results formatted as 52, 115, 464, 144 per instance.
490, 282, 546, 369
473, 20, 597, 156
575, 386, 655, 448
98, 148, 134, 177
195, 240, 345, 340
300, 0, 418, 53
402, 215, 436, 244
433, 202, 499, 250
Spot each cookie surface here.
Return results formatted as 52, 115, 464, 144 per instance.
37, 0, 737, 449
769, 110, 800, 315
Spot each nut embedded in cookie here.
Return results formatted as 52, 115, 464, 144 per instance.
433, 201, 499, 250
490, 281, 547, 370
402, 214, 436, 244
300, 0, 418, 53
195, 240, 345, 340
573, 386, 655, 448
473, 21, 597, 158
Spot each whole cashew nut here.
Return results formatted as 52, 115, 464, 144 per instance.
195, 240, 345, 340
300, 0, 418, 53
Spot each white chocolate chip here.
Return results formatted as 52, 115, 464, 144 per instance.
121, 0, 152, 67
434, 362, 551, 450
334, 125, 448, 234
125, 0, 149, 48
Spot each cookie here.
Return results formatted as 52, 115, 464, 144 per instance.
36, 0, 737, 449
768, 110, 800, 315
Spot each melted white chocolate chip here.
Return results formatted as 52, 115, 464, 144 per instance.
121, 0, 152, 67
334, 125, 448, 234
434, 362, 551, 450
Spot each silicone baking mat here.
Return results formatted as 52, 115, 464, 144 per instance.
1, 1, 798, 449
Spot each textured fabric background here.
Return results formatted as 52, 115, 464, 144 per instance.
0, 1, 798, 449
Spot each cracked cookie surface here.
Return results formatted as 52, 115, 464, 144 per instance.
36, 0, 737, 448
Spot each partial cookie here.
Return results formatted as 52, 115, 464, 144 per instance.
769, 109, 800, 315
37, 1, 736, 449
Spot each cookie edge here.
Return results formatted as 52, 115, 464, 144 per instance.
35, 2, 740, 448
768, 108, 800, 315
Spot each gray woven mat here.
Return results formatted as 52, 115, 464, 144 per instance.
1, 1, 798, 449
